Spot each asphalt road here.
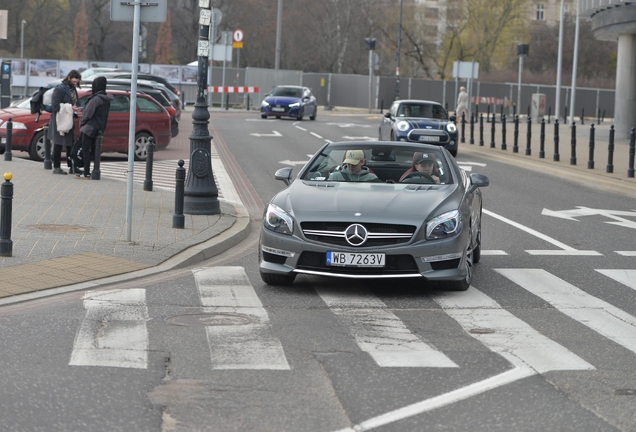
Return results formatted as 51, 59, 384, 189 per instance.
0, 111, 635, 431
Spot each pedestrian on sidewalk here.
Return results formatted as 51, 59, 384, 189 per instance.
456, 86, 468, 120
76, 76, 113, 180
50, 70, 81, 175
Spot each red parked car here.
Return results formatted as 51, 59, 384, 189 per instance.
0, 88, 172, 161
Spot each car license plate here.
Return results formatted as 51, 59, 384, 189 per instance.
326, 251, 385, 267
272, 107, 285, 112
419, 135, 440, 142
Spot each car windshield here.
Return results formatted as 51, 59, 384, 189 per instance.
302, 144, 452, 184
270, 87, 302, 98
398, 103, 447, 120
12, 98, 31, 109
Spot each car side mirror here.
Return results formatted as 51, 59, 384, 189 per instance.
384, 112, 392, 118
450, 115, 456, 122
275, 167, 294, 186
468, 173, 489, 193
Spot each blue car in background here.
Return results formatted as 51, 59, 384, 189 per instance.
261, 85, 317, 120
379, 99, 459, 156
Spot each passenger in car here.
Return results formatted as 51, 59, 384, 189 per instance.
328, 150, 380, 182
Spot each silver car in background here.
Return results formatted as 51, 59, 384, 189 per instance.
259, 141, 489, 291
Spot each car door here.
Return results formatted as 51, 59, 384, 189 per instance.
380, 102, 399, 140
304, 88, 316, 116
101, 95, 131, 152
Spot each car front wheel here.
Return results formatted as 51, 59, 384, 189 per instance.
309, 107, 317, 120
30, 130, 46, 161
298, 109, 304, 121
134, 132, 151, 161
445, 227, 473, 291
260, 271, 296, 286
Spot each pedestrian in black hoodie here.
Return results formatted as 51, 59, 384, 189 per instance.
76, 76, 114, 179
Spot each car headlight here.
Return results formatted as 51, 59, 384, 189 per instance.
0, 121, 27, 130
426, 209, 461, 239
396, 121, 410, 132
446, 123, 457, 133
288, 102, 300, 108
261, 100, 270, 107
264, 203, 294, 235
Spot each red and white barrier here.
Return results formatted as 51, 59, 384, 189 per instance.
208, 86, 259, 93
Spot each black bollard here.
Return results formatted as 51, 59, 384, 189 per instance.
4, 117, 12, 161
564, 105, 568, 125
246, 94, 250, 111
581, 107, 585, 125
570, 121, 577, 165
490, 114, 496, 148
487, 105, 490, 118
461, 112, 465, 143
587, 124, 595, 169
513, 103, 516, 119
92, 132, 103, 180
527, 105, 530, 118
548, 106, 551, 124
539, 118, 546, 159
525, 116, 532, 156
43, 123, 52, 170
173, 160, 186, 229
629, 128, 635, 178
602, 109, 606, 123
553, 119, 560, 162
479, 114, 484, 146
0, 173, 13, 257
606, 125, 615, 173
144, 137, 155, 192
597, 108, 601, 125
469, 112, 475, 144
513, 115, 519, 153
501, 115, 507, 150
225, 93, 230, 111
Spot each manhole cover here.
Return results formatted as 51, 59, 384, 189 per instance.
29, 224, 88, 232
166, 313, 254, 327
615, 389, 636, 396
468, 328, 496, 334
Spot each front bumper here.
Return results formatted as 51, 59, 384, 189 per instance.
395, 129, 458, 153
261, 106, 302, 118
259, 225, 469, 281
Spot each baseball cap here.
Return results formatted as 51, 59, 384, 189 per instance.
415, 153, 434, 164
343, 150, 365, 165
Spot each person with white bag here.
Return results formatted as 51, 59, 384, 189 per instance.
49, 70, 80, 175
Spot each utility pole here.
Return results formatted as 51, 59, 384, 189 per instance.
555, 0, 566, 122
275, 0, 283, 70
395, 0, 403, 100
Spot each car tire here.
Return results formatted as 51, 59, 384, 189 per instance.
261, 114, 267, 119
134, 132, 151, 161
276, 116, 281, 119
473, 213, 482, 264
445, 226, 473, 291
390, 131, 396, 142
260, 271, 296, 286
30, 130, 46, 162
309, 107, 317, 121
298, 109, 304, 121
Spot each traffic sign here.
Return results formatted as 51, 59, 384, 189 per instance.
232, 42, 243, 49
233, 29, 244, 43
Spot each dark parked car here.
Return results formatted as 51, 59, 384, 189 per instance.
379, 100, 459, 156
261, 85, 317, 120
94, 71, 182, 105
0, 89, 172, 161
259, 141, 489, 291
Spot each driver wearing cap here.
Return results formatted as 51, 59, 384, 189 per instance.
328, 150, 379, 182
413, 153, 440, 184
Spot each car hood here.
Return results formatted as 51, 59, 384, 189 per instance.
276, 181, 460, 225
264, 96, 301, 105
400, 118, 448, 130
0, 107, 36, 124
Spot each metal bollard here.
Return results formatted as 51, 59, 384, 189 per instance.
92, 132, 103, 180
512, 116, 519, 153
246, 94, 250, 111
629, 128, 635, 178
597, 108, 601, 125
501, 115, 507, 150
525, 116, 532, 155
570, 121, 577, 165
173, 160, 186, 229
144, 137, 155, 191
588, 124, 595, 169
539, 118, 546, 159
490, 113, 496, 148
479, 114, 484, 147
43, 123, 52, 170
606, 125, 615, 173
469, 112, 474, 144
4, 117, 12, 161
581, 107, 585, 125
548, 106, 552, 124
225, 93, 230, 111
553, 119, 560, 162
0, 172, 13, 257
461, 112, 465, 143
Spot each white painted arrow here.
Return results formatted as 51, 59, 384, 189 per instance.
279, 159, 309, 166
250, 131, 282, 137
542, 207, 636, 229
327, 123, 372, 128
342, 136, 376, 140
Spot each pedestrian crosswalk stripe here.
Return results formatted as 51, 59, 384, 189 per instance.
496, 268, 636, 356
596, 269, 636, 291
69, 289, 149, 369
316, 287, 458, 368
433, 288, 594, 373
193, 266, 290, 370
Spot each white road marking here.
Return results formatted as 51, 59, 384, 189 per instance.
316, 288, 458, 368
458, 165, 473, 172
596, 269, 636, 291
69, 289, 149, 369
616, 251, 636, 256
250, 130, 282, 137
295, 126, 307, 131
484, 209, 601, 256
193, 267, 290, 370
496, 268, 636, 355
310, 132, 323, 139
481, 250, 508, 255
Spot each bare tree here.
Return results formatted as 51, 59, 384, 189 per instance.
73, 0, 89, 60
154, 11, 172, 64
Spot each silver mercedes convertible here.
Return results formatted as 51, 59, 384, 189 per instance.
259, 141, 489, 291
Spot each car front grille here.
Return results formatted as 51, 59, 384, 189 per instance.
301, 222, 416, 247
297, 251, 419, 275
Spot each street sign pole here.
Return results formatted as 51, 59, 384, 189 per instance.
183, 0, 220, 215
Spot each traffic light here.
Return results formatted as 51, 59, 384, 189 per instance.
365, 38, 376, 50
